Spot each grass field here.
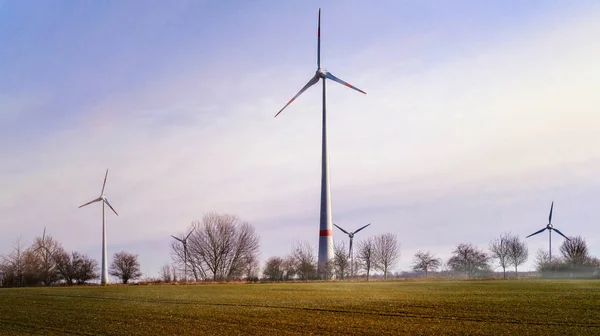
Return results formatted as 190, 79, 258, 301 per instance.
0, 280, 599, 335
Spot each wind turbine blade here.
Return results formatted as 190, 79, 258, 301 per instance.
333, 223, 349, 235
42, 226, 46, 243
185, 230, 194, 240
103, 198, 119, 216
274, 74, 320, 117
353, 223, 371, 234
553, 228, 570, 240
323, 71, 366, 94
317, 8, 321, 68
78, 197, 102, 208
548, 201, 554, 225
101, 169, 109, 195
171, 235, 183, 242
525, 227, 546, 238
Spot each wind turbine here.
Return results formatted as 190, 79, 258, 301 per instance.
171, 228, 195, 282
274, 8, 366, 277
35, 226, 48, 253
79, 169, 119, 285
333, 223, 370, 278
526, 201, 570, 262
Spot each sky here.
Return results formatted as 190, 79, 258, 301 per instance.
1, 0, 600, 279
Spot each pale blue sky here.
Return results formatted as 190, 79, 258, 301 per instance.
1, 1, 600, 278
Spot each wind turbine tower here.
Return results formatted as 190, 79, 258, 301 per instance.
79, 169, 119, 285
274, 8, 366, 277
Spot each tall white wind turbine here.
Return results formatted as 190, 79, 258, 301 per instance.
274, 8, 366, 277
79, 169, 119, 285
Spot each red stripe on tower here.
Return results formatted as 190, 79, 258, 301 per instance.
319, 229, 332, 236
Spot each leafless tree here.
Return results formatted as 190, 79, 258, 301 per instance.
180, 213, 260, 281
160, 263, 173, 282
31, 231, 63, 286
356, 237, 375, 281
171, 264, 179, 282
534, 248, 551, 271
411, 251, 441, 277
243, 254, 260, 281
506, 235, 528, 276
489, 233, 511, 279
333, 241, 350, 280
54, 250, 99, 285
0, 238, 27, 287
109, 251, 142, 284
263, 257, 285, 281
282, 255, 297, 280
291, 241, 317, 280
560, 236, 589, 265
447, 243, 490, 278
374, 233, 400, 280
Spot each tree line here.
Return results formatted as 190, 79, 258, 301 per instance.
0, 232, 142, 287
5, 213, 599, 286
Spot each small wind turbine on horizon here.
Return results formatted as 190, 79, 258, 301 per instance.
171, 228, 195, 282
79, 169, 119, 285
525, 201, 570, 262
274, 8, 366, 277
333, 223, 370, 278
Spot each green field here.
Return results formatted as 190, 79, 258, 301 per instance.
1, 280, 599, 335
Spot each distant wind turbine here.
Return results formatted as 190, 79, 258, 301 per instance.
525, 201, 570, 262
274, 8, 366, 277
35, 226, 50, 255
171, 229, 195, 282
333, 223, 371, 277
79, 169, 119, 285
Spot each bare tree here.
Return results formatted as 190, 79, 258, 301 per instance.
506, 235, 528, 276
74, 253, 99, 284
333, 241, 350, 280
291, 241, 317, 280
160, 263, 173, 282
109, 251, 142, 284
534, 248, 551, 271
447, 243, 490, 278
0, 238, 27, 287
263, 257, 285, 281
54, 250, 99, 285
560, 236, 589, 265
489, 233, 511, 279
374, 233, 400, 280
282, 255, 297, 280
182, 213, 260, 281
243, 254, 260, 281
411, 251, 441, 277
22, 248, 43, 286
356, 237, 375, 281
31, 231, 63, 286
